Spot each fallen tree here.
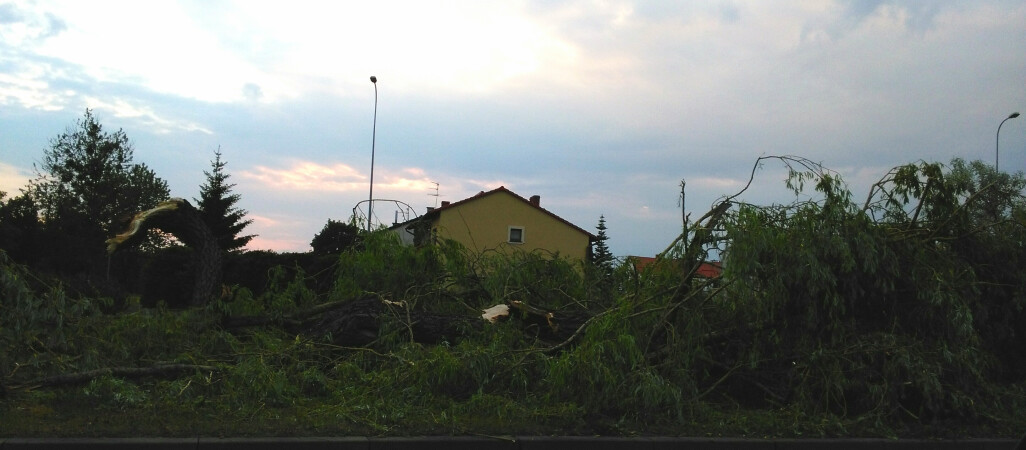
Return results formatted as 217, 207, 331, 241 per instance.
222, 293, 590, 349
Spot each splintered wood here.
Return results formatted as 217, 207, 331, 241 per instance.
481, 304, 510, 323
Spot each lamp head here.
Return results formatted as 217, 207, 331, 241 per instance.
370, 76, 377, 83
1010, 112, 1020, 119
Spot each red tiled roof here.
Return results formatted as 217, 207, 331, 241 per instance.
629, 256, 723, 278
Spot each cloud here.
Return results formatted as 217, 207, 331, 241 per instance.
216, 2, 578, 97
247, 213, 281, 228
5, 1, 582, 105
240, 161, 366, 192
0, 3, 66, 44
0, 161, 32, 195
796, 0, 954, 45
10, 1, 270, 104
242, 83, 262, 102
243, 213, 313, 252
238, 160, 511, 201
83, 96, 213, 134
689, 176, 744, 190
0, 70, 71, 110
245, 236, 310, 253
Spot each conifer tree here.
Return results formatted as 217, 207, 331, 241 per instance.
592, 215, 614, 275
196, 148, 254, 252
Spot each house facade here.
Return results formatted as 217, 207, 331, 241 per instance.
390, 186, 595, 262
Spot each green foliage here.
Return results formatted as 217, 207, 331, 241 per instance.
310, 219, 362, 255
546, 307, 682, 417
1, 251, 100, 378
223, 354, 298, 408
330, 232, 446, 302
222, 250, 338, 298
195, 148, 255, 252
471, 248, 590, 310
30, 109, 169, 236
82, 376, 148, 410
26, 109, 170, 275
720, 157, 1025, 423
590, 215, 614, 277
212, 265, 319, 319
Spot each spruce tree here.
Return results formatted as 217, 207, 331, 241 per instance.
196, 148, 254, 252
592, 215, 614, 275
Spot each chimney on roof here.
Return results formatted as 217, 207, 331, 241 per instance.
441, 201, 450, 207
529, 195, 540, 206
426, 206, 435, 213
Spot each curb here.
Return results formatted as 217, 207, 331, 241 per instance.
0, 436, 1020, 449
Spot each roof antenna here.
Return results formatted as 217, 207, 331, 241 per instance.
428, 181, 440, 207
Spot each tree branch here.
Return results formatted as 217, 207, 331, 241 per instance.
15, 364, 220, 389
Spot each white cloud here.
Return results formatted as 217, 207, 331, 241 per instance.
0, 66, 71, 110
83, 97, 213, 134
18, 1, 271, 103
213, 1, 580, 97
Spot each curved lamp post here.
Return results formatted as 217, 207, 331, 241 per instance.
996, 112, 1020, 172
367, 76, 378, 231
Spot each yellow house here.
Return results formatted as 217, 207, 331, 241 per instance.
390, 186, 595, 262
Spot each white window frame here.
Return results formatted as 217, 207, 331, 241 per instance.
508, 226, 525, 244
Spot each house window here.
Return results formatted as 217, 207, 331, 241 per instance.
508, 226, 524, 244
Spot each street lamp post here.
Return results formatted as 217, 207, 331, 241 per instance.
996, 112, 1020, 172
367, 75, 378, 231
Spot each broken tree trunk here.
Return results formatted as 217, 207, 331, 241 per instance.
303, 295, 482, 346
107, 198, 222, 306
296, 296, 591, 347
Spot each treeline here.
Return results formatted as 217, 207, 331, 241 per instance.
0, 110, 328, 305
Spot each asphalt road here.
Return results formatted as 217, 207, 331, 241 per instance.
0, 436, 1023, 450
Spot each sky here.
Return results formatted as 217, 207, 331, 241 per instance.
1, 0, 1024, 257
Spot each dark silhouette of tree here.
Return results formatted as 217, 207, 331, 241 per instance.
590, 214, 611, 287
311, 219, 361, 254
591, 215, 614, 276
0, 191, 43, 265
28, 109, 169, 274
195, 148, 254, 252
